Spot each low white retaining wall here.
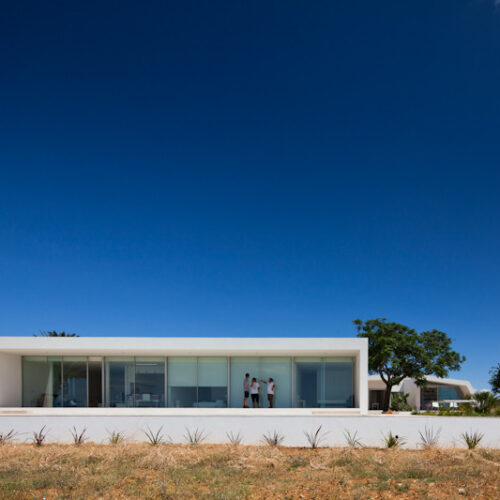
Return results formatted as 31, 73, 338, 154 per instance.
1, 410, 499, 448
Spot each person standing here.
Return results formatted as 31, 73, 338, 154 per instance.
250, 377, 260, 408
260, 378, 276, 408
243, 373, 250, 408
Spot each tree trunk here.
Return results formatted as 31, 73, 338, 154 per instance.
382, 384, 392, 412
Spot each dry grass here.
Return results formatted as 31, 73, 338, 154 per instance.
0, 443, 499, 499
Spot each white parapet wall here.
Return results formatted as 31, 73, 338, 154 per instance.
0, 409, 499, 448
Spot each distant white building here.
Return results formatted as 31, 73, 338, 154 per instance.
368, 375, 475, 410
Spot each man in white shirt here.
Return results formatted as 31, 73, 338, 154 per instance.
250, 377, 260, 408
260, 377, 276, 408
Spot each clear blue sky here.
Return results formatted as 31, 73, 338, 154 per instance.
1, 1, 499, 390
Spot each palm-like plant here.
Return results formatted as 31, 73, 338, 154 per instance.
35, 330, 79, 337
472, 391, 499, 414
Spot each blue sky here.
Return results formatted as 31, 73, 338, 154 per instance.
1, 1, 499, 390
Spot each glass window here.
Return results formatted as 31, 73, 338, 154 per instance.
63, 357, 87, 407
167, 357, 197, 407
22, 356, 62, 407
197, 357, 227, 407
260, 358, 292, 408
438, 385, 462, 400
88, 358, 103, 407
105, 358, 135, 407
324, 358, 354, 408
294, 358, 323, 408
230, 357, 260, 408
294, 357, 354, 408
135, 358, 165, 407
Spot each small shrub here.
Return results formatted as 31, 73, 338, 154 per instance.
418, 426, 441, 448
262, 430, 284, 447
344, 429, 363, 448
461, 430, 483, 449
107, 430, 126, 445
143, 426, 167, 445
185, 428, 207, 445
0, 429, 16, 444
390, 393, 413, 412
32, 426, 48, 446
383, 431, 406, 449
226, 430, 243, 445
304, 425, 328, 449
70, 426, 88, 446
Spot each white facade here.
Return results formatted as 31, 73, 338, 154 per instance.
368, 375, 475, 410
0, 336, 369, 414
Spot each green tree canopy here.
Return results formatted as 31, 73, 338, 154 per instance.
489, 363, 500, 395
34, 330, 79, 337
354, 318, 465, 411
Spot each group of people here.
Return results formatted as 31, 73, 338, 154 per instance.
243, 373, 276, 408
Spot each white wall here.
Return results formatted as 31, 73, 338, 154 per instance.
1, 413, 498, 448
0, 353, 22, 407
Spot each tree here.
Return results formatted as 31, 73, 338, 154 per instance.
489, 364, 500, 395
34, 330, 79, 337
354, 318, 465, 411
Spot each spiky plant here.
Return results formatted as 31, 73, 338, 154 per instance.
0, 429, 16, 444
418, 426, 441, 448
344, 429, 363, 448
70, 426, 87, 446
383, 431, 406, 449
143, 426, 166, 445
262, 430, 285, 447
461, 430, 483, 449
226, 430, 243, 445
33, 426, 48, 446
184, 428, 207, 445
304, 425, 328, 449
107, 430, 126, 445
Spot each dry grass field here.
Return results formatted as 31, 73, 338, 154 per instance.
0, 443, 499, 499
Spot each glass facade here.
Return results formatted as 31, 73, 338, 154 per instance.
230, 357, 292, 408
294, 357, 354, 408
21, 355, 355, 409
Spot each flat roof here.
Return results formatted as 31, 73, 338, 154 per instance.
0, 336, 366, 357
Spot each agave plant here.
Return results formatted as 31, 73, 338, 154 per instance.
33, 426, 48, 447
461, 430, 484, 449
344, 429, 363, 448
143, 426, 167, 445
70, 427, 88, 446
184, 428, 207, 445
383, 431, 406, 449
0, 429, 16, 444
107, 430, 126, 445
418, 426, 441, 448
304, 425, 328, 449
262, 430, 285, 447
226, 430, 243, 445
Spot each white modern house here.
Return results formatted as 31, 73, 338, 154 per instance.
368, 375, 475, 410
0, 336, 369, 413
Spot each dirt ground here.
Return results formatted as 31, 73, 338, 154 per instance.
0, 443, 499, 499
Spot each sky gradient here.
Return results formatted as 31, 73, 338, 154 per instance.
1, 1, 499, 390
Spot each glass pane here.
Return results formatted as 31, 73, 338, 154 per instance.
63, 357, 87, 407
438, 385, 461, 400
88, 360, 103, 407
167, 357, 196, 407
22, 357, 62, 407
105, 358, 134, 407
135, 358, 165, 407
230, 357, 260, 408
324, 358, 354, 408
197, 357, 227, 408
294, 358, 323, 408
260, 358, 292, 408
